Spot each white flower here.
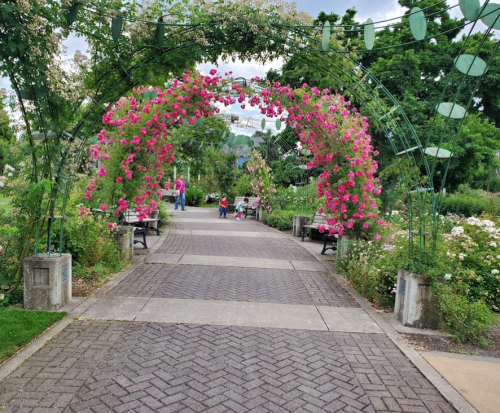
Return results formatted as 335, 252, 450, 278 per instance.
0, 182, 3, 187
459, 253, 467, 261
451, 226, 464, 237
391, 210, 399, 216
4, 164, 14, 172
492, 269, 499, 275
7, 173, 12, 177
444, 273, 452, 280
489, 242, 497, 247
497, 255, 500, 259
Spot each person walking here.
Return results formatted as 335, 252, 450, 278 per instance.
174, 175, 187, 211
235, 197, 248, 221
219, 196, 228, 218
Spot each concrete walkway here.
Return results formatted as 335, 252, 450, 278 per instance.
0, 207, 484, 412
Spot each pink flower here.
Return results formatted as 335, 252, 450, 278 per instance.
140, 127, 147, 136
374, 234, 381, 241
115, 176, 122, 183
108, 222, 114, 228
104, 154, 110, 160
210, 69, 217, 75
80, 207, 86, 217
125, 170, 133, 179
97, 167, 106, 177
100, 204, 107, 211
120, 139, 127, 145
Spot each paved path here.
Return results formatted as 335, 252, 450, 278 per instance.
0, 207, 477, 412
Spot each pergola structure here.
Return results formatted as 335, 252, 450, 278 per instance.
2, 0, 498, 264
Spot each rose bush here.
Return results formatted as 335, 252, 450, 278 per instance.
248, 83, 386, 240
84, 71, 237, 223
247, 150, 276, 212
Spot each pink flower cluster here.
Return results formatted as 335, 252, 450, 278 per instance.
247, 150, 276, 212
86, 71, 237, 221
246, 84, 386, 240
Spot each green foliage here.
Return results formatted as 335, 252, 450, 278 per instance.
61, 212, 121, 272
185, 186, 204, 207
441, 194, 500, 217
337, 239, 397, 305
232, 171, 253, 198
0, 307, 66, 363
437, 285, 497, 346
0, 285, 23, 308
262, 209, 295, 231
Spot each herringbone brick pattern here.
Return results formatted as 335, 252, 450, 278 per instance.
155, 234, 190, 254
156, 235, 313, 260
155, 232, 314, 259
106, 265, 359, 307
170, 221, 276, 232
0, 321, 455, 412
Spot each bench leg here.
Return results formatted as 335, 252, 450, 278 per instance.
133, 230, 148, 249
321, 238, 337, 255
301, 227, 306, 242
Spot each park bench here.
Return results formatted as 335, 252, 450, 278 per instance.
301, 211, 338, 255
123, 209, 160, 235
121, 209, 160, 249
161, 188, 176, 203
229, 196, 260, 218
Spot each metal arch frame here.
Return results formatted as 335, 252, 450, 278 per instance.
7, 1, 493, 267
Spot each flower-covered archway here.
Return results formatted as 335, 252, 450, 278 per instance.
86, 71, 386, 239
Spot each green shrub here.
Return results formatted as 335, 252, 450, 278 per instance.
263, 210, 295, 231
441, 194, 500, 217
437, 285, 497, 346
62, 214, 121, 271
337, 239, 397, 305
185, 186, 204, 207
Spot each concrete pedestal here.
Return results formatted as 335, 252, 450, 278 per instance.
256, 206, 264, 222
114, 226, 134, 260
24, 253, 72, 310
394, 269, 441, 329
292, 215, 309, 237
337, 235, 351, 259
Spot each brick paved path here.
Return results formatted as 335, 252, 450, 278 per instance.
0, 207, 456, 412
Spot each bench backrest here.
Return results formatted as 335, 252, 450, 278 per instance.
233, 196, 259, 208
312, 211, 327, 225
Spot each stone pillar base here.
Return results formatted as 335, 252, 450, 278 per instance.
24, 253, 72, 310
292, 215, 309, 237
114, 226, 134, 260
336, 235, 351, 259
394, 269, 441, 329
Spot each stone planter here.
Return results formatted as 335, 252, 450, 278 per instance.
24, 253, 72, 310
292, 215, 309, 237
256, 206, 264, 222
394, 269, 441, 329
114, 226, 134, 260
336, 235, 351, 259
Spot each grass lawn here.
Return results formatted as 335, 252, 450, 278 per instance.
0, 307, 66, 363
0, 193, 12, 214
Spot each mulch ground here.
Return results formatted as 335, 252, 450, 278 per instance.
402, 324, 500, 359
371, 303, 500, 358
72, 277, 101, 297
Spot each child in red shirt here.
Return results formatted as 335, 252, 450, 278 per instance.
219, 196, 227, 218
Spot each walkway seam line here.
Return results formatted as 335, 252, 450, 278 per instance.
314, 305, 331, 331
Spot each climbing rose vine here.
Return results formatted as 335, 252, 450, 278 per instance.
246, 83, 386, 239
84, 71, 237, 222
247, 150, 276, 212
84, 71, 384, 238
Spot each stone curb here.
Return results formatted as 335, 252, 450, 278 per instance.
0, 228, 171, 382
